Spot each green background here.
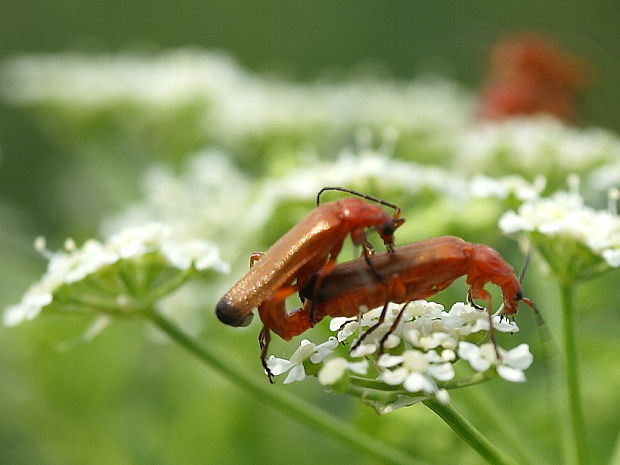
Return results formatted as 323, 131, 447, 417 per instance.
0, 2, 619, 464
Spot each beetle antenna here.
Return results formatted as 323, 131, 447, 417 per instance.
518, 247, 532, 284
316, 187, 401, 217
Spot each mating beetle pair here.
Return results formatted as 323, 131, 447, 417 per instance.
216, 187, 536, 380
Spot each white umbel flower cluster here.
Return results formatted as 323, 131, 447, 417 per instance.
4, 223, 229, 327
499, 187, 620, 267
0, 49, 473, 151
267, 300, 533, 407
457, 117, 620, 176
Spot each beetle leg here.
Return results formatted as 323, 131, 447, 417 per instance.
258, 285, 310, 341
467, 290, 486, 310
249, 252, 265, 268
358, 239, 385, 283
350, 273, 407, 353
362, 240, 376, 256
259, 327, 275, 383
258, 288, 315, 382
469, 286, 501, 360
377, 301, 410, 354
350, 301, 390, 354
308, 252, 342, 323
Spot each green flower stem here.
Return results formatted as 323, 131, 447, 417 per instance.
344, 372, 496, 406
465, 387, 542, 465
146, 309, 428, 465
423, 398, 519, 465
559, 281, 589, 465
611, 426, 620, 465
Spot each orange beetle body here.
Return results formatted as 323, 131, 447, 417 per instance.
216, 196, 404, 329
261, 236, 532, 344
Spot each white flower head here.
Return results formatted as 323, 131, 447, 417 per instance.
499, 186, 620, 269
457, 117, 620, 177
458, 342, 533, 382
267, 298, 534, 410
377, 349, 455, 397
4, 223, 228, 326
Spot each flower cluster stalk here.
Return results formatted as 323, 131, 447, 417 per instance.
423, 398, 519, 465
146, 309, 427, 465
559, 281, 589, 465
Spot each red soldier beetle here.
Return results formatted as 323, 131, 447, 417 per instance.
260, 236, 538, 374
478, 33, 586, 122
215, 187, 405, 378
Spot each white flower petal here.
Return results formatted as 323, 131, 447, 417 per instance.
403, 373, 434, 393
318, 358, 348, 385
310, 337, 338, 363
377, 354, 403, 368
436, 389, 451, 404
350, 343, 377, 358
504, 343, 534, 370
283, 364, 307, 384
497, 365, 526, 383
380, 367, 409, 385
347, 360, 369, 375
289, 339, 317, 364
265, 356, 293, 376
330, 317, 355, 331
441, 349, 456, 362
402, 350, 429, 372
428, 363, 455, 382
603, 249, 620, 267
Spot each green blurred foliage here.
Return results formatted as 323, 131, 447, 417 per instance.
1, 2, 620, 465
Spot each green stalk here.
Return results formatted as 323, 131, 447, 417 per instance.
146, 310, 427, 465
611, 426, 620, 465
559, 281, 589, 465
423, 398, 518, 465
464, 387, 543, 465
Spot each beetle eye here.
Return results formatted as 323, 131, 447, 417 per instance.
515, 290, 523, 301
381, 224, 395, 235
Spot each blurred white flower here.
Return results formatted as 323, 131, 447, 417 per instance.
318, 357, 369, 386
469, 174, 546, 201
3, 223, 228, 326
102, 150, 253, 259
1, 50, 474, 156
246, 149, 469, 229
0, 49, 246, 108
499, 187, 620, 267
457, 116, 620, 176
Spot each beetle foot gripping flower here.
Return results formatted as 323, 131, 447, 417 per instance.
499, 180, 620, 281
3, 223, 229, 329
266, 301, 533, 414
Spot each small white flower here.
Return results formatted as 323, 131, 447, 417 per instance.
378, 349, 455, 395
318, 358, 349, 385
267, 338, 338, 384
435, 389, 451, 404
318, 357, 369, 386
458, 342, 533, 382
459, 342, 497, 372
